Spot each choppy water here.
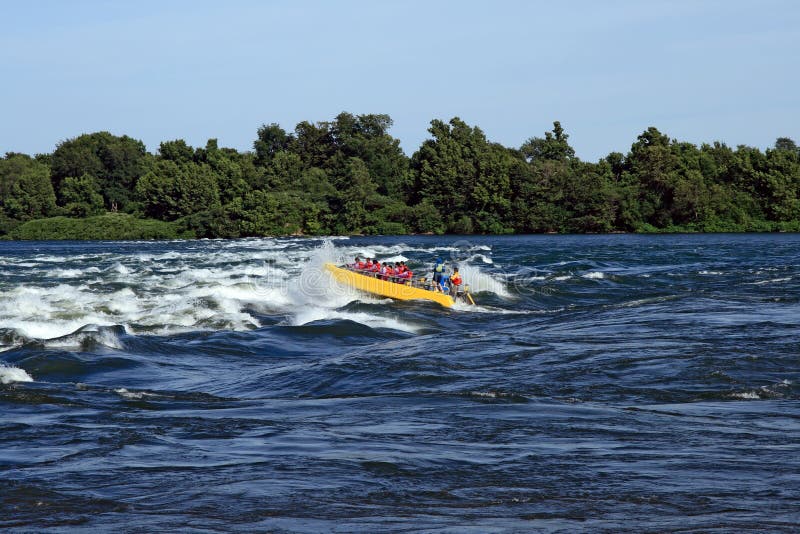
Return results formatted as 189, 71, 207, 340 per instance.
1, 234, 799, 532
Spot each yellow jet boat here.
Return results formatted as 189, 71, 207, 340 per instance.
324, 263, 473, 308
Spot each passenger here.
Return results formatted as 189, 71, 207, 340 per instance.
355, 256, 366, 270
371, 260, 381, 275
365, 258, 373, 270
432, 258, 444, 285
450, 266, 463, 299
451, 267, 462, 287
438, 272, 450, 293
385, 263, 395, 281
379, 262, 388, 279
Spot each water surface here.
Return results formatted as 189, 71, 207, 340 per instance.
1, 234, 798, 531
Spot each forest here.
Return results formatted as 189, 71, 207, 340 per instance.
2, 113, 799, 239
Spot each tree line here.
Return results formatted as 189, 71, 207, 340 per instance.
2, 112, 799, 239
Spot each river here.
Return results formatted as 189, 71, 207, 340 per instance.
1, 234, 798, 531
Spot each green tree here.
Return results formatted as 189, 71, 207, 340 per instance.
231, 190, 306, 236
775, 137, 798, 155
340, 157, 378, 233
410, 117, 485, 231
61, 174, 105, 217
194, 139, 251, 204
50, 131, 148, 212
254, 123, 291, 167
0, 153, 57, 221
159, 139, 194, 164
136, 160, 221, 220
520, 121, 576, 162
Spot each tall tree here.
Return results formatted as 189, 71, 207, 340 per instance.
50, 132, 148, 212
0, 153, 57, 221
135, 160, 221, 220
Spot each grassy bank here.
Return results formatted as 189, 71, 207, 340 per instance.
8, 213, 191, 240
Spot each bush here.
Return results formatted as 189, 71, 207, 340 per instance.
0, 212, 21, 237
375, 221, 408, 235
11, 213, 188, 240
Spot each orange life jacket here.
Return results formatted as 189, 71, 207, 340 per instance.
451, 273, 462, 285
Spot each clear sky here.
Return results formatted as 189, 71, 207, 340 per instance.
2, 0, 798, 161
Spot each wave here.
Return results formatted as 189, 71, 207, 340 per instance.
0, 364, 33, 384
41, 324, 126, 350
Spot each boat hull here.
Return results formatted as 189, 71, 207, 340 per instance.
324, 263, 455, 307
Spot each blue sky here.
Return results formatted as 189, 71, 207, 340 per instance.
1, 0, 798, 160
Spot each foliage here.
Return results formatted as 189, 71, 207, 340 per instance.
0, 153, 57, 222
2, 115, 800, 240
135, 160, 221, 220
10, 213, 185, 240
60, 174, 105, 217
50, 132, 147, 212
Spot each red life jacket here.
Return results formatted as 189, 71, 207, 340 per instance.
451, 273, 462, 285
385, 266, 395, 276
356, 261, 366, 269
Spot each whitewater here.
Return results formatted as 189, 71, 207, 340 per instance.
0, 237, 506, 348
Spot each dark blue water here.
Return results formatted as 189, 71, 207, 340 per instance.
2, 235, 799, 532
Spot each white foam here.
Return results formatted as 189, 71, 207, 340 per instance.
0, 365, 33, 384
457, 264, 511, 298
114, 387, 160, 400
583, 271, 605, 280
48, 268, 84, 278
470, 254, 493, 264
748, 277, 792, 286
380, 255, 409, 263
731, 391, 760, 400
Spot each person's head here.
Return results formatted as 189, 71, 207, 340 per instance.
436, 257, 442, 264
454, 267, 459, 273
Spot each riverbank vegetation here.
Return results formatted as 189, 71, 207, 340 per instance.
2, 114, 799, 239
